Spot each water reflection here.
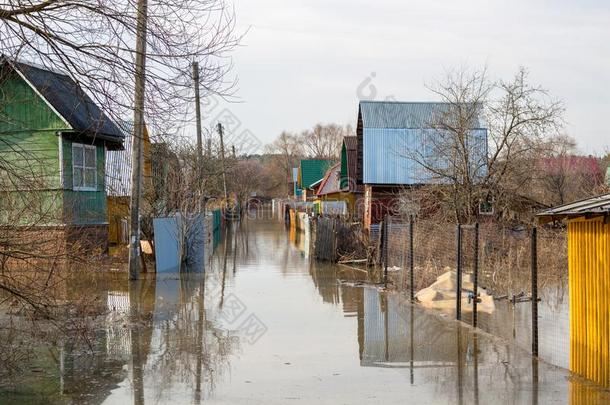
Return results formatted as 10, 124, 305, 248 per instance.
2, 218, 610, 404
306, 245, 609, 404
62, 271, 236, 404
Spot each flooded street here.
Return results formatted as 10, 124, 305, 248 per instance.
2, 218, 609, 404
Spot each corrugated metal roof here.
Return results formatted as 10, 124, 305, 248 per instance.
7, 58, 124, 145
105, 121, 151, 197
537, 193, 610, 219
359, 101, 484, 129
105, 121, 134, 197
299, 159, 334, 189
316, 163, 341, 196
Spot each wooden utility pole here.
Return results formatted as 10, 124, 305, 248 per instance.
192, 61, 204, 212
217, 123, 228, 201
128, 0, 149, 280
192, 61, 203, 160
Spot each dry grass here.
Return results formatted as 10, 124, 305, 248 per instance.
383, 219, 567, 298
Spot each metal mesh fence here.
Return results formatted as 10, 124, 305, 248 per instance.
382, 216, 569, 370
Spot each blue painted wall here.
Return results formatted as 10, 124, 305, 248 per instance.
362, 128, 488, 185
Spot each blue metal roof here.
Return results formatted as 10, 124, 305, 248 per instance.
359, 101, 484, 129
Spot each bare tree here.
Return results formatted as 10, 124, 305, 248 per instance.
534, 135, 604, 205
0, 0, 240, 138
228, 158, 263, 206
264, 131, 302, 196
262, 123, 353, 196
406, 67, 564, 223
0, 0, 240, 373
300, 123, 352, 159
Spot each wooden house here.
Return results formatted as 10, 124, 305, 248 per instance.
537, 193, 610, 387
0, 58, 124, 251
339, 136, 364, 216
355, 101, 487, 230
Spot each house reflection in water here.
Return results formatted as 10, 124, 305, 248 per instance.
307, 272, 607, 405
358, 287, 470, 369
56, 276, 156, 403
39, 268, 239, 405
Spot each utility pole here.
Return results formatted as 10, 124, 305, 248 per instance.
192, 61, 204, 212
217, 123, 228, 201
192, 61, 203, 161
128, 0, 149, 280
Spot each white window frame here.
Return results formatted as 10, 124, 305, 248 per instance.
72, 143, 97, 191
479, 197, 495, 216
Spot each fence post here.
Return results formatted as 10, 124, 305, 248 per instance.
456, 224, 462, 321
332, 218, 338, 262
531, 226, 539, 357
409, 215, 415, 302
473, 222, 479, 327
383, 215, 389, 286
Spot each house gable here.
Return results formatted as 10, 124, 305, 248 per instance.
0, 68, 69, 190
0, 68, 70, 133
299, 159, 334, 189
357, 100, 487, 186
0, 64, 111, 226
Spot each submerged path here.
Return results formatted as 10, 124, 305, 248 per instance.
2, 218, 609, 404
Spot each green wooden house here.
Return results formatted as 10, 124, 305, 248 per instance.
0, 58, 125, 250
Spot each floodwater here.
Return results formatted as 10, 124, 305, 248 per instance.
477, 283, 571, 370
1, 217, 609, 404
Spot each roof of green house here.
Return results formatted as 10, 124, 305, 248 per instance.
2, 58, 124, 147
606, 166, 610, 186
299, 159, 334, 189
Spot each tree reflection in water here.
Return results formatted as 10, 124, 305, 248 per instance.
124, 270, 239, 404
0, 241, 241, 403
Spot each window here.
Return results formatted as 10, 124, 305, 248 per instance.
479, 196, 494, 216
72, 143, 97, 191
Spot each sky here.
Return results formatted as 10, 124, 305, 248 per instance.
204, 0, 610, 155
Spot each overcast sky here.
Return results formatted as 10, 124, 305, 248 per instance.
205, 0, 610, 154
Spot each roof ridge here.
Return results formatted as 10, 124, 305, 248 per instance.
6, 57, 70, 77
360, 100, 448, 105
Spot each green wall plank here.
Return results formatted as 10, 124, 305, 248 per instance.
1, 68, 110, 226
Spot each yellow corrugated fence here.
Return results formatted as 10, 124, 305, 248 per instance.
568, 217, 610, 388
